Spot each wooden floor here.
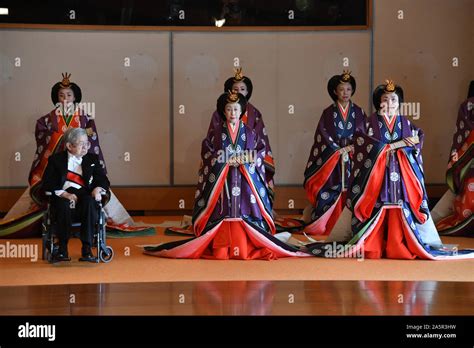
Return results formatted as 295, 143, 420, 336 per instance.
1, 280, 473, 315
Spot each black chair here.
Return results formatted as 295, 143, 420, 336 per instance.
41, 191, 114, 263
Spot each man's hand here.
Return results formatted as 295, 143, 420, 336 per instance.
61, 192, 78, 203
92, 187, 104, 201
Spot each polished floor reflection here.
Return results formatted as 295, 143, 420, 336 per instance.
0, 280, 473, 315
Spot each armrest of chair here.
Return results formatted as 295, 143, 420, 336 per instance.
43, 191, 53, 203
102, 189, 111, 206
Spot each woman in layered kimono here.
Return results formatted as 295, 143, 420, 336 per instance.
144, 91, 308, 260
0, 73, 153, 238
302, 70, 366, 240
165, 67, 275, 236
306, 80, 474, 260
29, 73, 105, 205
432, 81, 473, 237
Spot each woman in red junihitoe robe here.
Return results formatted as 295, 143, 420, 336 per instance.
432, 81, 473, 236
305, 80, 474, 260
302, 70, 367, 240
0, 73, 153, 238
144, 92, 308, 260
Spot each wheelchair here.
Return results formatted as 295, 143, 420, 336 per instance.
41, 191, 114, 263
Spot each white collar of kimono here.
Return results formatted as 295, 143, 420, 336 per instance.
380, 112, 398, 128
228, 121, 238, 132
337, 101, 350, 113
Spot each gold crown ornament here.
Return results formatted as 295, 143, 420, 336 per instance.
233, 67, 244, 82
384, 79, 396, 93
59, 72, 72, 88
340, 70, 352, 83
227, 90, 240, 103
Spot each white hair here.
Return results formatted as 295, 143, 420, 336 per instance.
64, 127, 87, 145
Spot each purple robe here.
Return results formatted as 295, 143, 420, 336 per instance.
144, 119, 307, 259
306, 113, 474, 259
303, 102, 366, 234
210, 102, 275, 199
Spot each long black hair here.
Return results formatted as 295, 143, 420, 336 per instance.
224, 75, 253, 101
327, 72, 356, 102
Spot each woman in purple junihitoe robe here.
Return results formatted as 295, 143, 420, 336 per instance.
144, 91, 308, 260
165, 67, 276, 236
306, 80, 474, 260
301, 70, 366, 239
208, 67, 275, 200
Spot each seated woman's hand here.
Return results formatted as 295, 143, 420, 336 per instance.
338, 145, 353, 155
238, 152, 249, 165
228, 156, 238, 167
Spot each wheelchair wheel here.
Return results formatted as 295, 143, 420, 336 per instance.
44, 246, 52, 262
42, 232, 55, 263
47, 243, 58, 263
99, 246, 114, 263
42, 234, 48, 260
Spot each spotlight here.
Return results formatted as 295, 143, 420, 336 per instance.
0, 8, 9, 15
214, 18, 226, 27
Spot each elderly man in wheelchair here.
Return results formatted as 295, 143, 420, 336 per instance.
41, 127, 113, 263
